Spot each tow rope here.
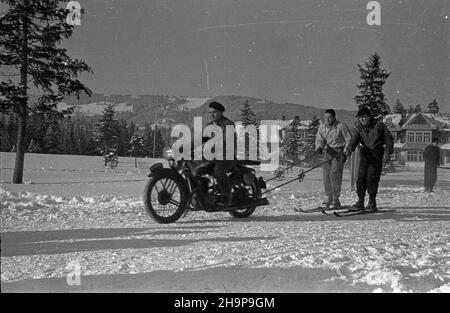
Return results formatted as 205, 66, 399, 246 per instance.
262, 158, 331, 195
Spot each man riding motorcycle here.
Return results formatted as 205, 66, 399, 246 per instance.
204, 101, 236, 207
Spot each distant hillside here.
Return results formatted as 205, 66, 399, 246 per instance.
51, 93, 358, 127
190, 95, 357, 127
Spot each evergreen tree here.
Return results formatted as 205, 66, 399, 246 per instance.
408, 105, 414, 114
282, 116, 304, 164
426, 99, 439, 114
95, 104, 119, 153
0, 114, 17, 151
129, 121, 136, 137
0, 0, 92, 183
154, 127, 165, 158
240, 100, 259, 159
354, 53, 391, 117
129, 134, 145, 158
414, 104, 422, 113
143, 124, 153, 157
117, 119, 131, 156
240, 100, 258, 126
60, 118, 78, 154
43, 120, 61, 153
74, 116, 97, 155
27, 112, 44, 150
300, 115, 320, 160
28, 138, 41, 153
393, 99, 404, 114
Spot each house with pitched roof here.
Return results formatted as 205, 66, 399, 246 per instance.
384, 112, 450, 165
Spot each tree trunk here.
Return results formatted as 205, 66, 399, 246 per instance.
13, 107, 27, 183
13, 0, 29, 184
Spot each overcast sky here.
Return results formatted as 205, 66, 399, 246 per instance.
3, 0, 449, 111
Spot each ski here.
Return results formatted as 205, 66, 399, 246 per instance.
321, 206, 357, 215
295, 206, 354, 214
333, 208, 396, 217
294, 206, 325, 214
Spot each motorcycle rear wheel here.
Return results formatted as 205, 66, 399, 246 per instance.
229, 179, 261, 218
143, 171, 188, 224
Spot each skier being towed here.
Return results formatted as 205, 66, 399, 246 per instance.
346, 107, 393, 212
315, 109, 352, 210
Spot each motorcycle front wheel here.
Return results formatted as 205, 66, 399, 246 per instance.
143, 171, 188, 224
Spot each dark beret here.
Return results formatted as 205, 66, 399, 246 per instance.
356, 107, 371, 117
209, 101, 225, 112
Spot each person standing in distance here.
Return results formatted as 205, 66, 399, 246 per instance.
423, 137, 441, 192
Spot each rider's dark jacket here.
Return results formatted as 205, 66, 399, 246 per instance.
206, 115, 236, 161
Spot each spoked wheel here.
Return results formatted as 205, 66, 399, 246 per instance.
143, 171, 188, 224
229, 179, 261, 218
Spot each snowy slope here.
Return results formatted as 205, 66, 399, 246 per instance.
1, 184, 449, 292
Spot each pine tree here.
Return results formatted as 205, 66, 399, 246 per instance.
282, 116, 304, 164
142, 124, 154, 156
300, 115, 320, 161
393, 99, 404, 114
117, 119, 131, 156
60, 118, 77, 155
0, 114, 17, 151
153, 126, 165, 158
426, 99, 439, 114
354, 53, 391, 117
414, 104, 422, 113
129, 133, 144, 155
143, 126, 165, 158
1, 0, 92, 182
240, 100, 258, 126
95, 104, 119, 153
27, 138, 41, 153
240, 100, 258, 159
43, 119, 62, 153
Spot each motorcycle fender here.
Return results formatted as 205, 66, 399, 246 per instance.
147, 163, 163, 176
147, 165, 180, 178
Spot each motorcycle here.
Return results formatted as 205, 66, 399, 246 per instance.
143, 148, 269, 224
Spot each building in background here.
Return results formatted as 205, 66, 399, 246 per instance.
384, 112, 450, 166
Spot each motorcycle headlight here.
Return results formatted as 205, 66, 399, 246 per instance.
163, 147, 174, 160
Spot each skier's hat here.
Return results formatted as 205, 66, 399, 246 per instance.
356, 107, 371, 117
209, 101, 225, 112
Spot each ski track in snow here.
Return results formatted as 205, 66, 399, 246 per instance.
1, 186, 449, 293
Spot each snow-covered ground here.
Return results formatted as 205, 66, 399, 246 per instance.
1, 152, 449, 292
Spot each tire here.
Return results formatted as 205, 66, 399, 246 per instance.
143, 170, 188, 224
229, 179, 261, 218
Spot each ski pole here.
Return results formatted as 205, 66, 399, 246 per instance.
265, 154, 320, 183
262, 158, 330, 195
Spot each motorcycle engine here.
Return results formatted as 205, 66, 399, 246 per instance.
198, 177, 216, 209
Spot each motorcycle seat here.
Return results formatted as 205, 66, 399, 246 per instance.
236, 160, 260, 166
